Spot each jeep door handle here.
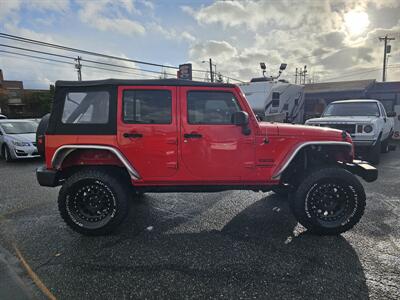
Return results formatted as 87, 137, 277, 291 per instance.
184, 133, 202, 138
123, 133, 143, 138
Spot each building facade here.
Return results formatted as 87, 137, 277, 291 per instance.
304, 79, 400, 120
0, 69, 52, 118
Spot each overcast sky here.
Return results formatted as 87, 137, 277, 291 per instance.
0, 0, 399, 89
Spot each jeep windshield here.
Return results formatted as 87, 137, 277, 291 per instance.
0, 121, 38, 134
323, 102, 380, 117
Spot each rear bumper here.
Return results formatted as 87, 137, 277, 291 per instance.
343, 160, 378, 182
36, 166, 60, 187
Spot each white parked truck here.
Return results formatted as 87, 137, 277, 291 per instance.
306, 99, 396, 164
238, 78, 305, 123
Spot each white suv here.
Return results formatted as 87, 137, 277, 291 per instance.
306, 99, 395, 164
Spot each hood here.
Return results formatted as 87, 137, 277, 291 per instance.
7, 133, 36, 143
275, 123, 344, 138
306, 116, 377, 123
258, 122, 344, 139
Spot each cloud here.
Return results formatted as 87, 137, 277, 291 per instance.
27, 0, 70, 12
0, 0, 21, 20
0, 0, 70, 20
189, 40, 237, 61
77, 0, 145, 36
182, 1, 337, 31
148, 23, 195, 43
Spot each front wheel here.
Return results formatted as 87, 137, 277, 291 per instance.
3, 145, 13, 162
368, 139, 381, 165
290, 167, 366, 235
58, 168, 130, 235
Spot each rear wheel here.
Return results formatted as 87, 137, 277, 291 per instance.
58, 168, 130, 235
290, 167, 366, 235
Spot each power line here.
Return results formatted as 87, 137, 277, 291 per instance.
322, 65, 399, 82
0, 32, 179, 70
0, 49, 74, 65
0, 50, 161, 79
0, 32, 245, 83
0, 43, 75, 60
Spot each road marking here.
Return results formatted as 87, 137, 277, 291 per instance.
13, 244, 57, 300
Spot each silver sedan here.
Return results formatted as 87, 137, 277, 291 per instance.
0, 119, 39, 161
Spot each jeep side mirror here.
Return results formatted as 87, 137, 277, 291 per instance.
232, 111, 251, 135
387, 111, 396, 117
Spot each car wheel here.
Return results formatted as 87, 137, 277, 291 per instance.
3, 145, 13, 162
380, 137, 390, 153
58, 168, 130, 236
368, 139, 381, 165
290, 167, 366, 235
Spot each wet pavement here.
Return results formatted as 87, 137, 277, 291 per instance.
0, 147, 399, 299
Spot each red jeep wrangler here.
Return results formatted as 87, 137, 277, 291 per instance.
36, 79, 377, 236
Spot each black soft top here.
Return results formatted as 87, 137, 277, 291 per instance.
55, 78, 236, 88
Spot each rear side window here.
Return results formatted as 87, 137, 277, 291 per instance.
123, 90, 172, 124
187, 91, 241, 124
62, 91, 109, 124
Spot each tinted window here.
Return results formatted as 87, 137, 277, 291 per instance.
187, 91, 241, 124
62, 91, 109, 124
123, 90, 172, 124
323, 102, 380, 117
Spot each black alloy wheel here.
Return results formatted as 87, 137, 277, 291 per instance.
58, 168, 130, 235
66, 179, 117, 229
304, 181, 357, 229
291, 167, 366, 235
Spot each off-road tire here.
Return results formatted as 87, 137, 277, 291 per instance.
368, 138, 381, 165
290, 167, 366, 235
2, 145, 13, 162
58, 168, 130, 236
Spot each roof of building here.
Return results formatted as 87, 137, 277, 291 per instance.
55, 78, 236, 88
305, 79, 375, 94
369, 81, 400, 92
0, 80, 23, 90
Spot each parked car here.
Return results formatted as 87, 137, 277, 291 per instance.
0, 119, 40, 161
305, 99, 395, 164
37, 79, 377, 236
0, 114, 7, 119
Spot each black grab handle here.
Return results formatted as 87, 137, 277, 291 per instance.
123, 133, 143, 138
184, 133, 202, 138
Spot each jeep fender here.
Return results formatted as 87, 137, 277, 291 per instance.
51, 145, 141, 180
272, 141, 353, 179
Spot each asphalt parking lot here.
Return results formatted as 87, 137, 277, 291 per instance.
0, 148, 399, 300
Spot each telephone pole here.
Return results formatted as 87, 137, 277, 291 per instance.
379, 35, 395, 82
75, 56, 82, 81
303, 65, 307, 84
295, 68, 298, 84
209, 58, 214, 82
